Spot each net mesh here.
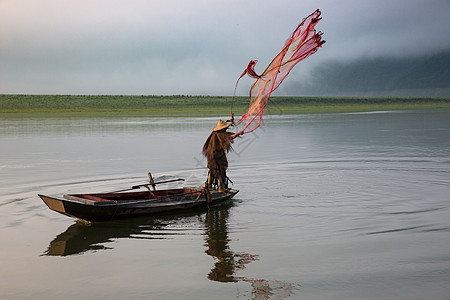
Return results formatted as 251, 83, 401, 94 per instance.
235, 9, 325, 133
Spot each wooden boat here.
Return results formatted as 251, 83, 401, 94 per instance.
39, 186, 238, 222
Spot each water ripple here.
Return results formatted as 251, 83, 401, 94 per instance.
366, 225, 447, 235
384, 207, 446, 215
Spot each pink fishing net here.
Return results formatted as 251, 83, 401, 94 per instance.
235, 9, 325, 133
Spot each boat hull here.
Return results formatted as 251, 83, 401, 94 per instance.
39, 188, 238, 222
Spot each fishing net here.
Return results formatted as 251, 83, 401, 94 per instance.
235, 9, 325, 133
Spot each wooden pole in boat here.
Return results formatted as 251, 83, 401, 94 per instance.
148, 172, 156, 191
106, 178, 185, 193
131, 178, 184, 188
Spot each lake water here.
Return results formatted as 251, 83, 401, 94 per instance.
1, 109, 449, 300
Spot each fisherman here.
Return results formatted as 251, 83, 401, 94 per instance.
203, 113, 244, 191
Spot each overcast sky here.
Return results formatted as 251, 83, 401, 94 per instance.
1, 0, 449, 95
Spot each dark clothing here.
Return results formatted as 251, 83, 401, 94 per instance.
202, 131, 234, 190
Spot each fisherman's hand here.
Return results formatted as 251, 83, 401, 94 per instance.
231, 130, 244, 139
231, 113, 235, 122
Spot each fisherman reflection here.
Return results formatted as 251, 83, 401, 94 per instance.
203, 208, 258, 282
203, 208, 297, 299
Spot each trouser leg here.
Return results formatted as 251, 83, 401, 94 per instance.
218, 177, 224, 191
207, 171, 212, 188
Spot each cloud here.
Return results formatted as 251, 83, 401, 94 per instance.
319, 0, 450, 60
1, 0, 449, 95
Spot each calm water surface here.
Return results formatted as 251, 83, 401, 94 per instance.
1, 110, 449, 299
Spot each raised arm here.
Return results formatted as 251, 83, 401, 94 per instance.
231, 130, 244, 139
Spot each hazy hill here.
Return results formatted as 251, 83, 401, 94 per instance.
286, 50, 450, 97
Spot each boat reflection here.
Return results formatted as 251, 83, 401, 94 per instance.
44, 201, 297, 299
43, 214, 181, 256
43, 202, 235, 257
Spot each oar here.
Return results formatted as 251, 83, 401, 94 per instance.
106, 178, 185, 193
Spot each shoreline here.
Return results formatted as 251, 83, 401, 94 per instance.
1, 95, 449, 117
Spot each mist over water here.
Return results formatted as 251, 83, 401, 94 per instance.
1, 109, 449, 299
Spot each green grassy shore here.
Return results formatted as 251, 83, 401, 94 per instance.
1, 94, 449, 117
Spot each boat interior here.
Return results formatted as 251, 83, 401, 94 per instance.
66, 188, 201, 202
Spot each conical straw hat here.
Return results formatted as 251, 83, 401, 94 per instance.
213, 120, 232, 132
